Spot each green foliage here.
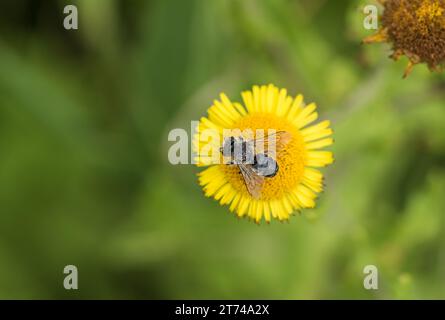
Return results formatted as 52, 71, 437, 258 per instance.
0, 0, 444, 299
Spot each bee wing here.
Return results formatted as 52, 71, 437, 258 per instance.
254, 131, 292, 157
238, 164, 264, 199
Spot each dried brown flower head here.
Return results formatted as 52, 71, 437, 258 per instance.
364, 0, 445, 77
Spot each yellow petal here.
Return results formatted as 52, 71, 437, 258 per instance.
306, 138, 334, 150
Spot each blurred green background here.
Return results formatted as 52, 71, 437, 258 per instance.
0, 0, 445, 299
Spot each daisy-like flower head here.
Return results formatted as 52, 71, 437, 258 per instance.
193, 84, 334, 224
364, 0, 445, 77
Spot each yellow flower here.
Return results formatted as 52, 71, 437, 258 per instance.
364, 0, 445, 77
193, 84, 334, 223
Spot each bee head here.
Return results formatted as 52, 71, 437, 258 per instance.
253, 153, 278, 177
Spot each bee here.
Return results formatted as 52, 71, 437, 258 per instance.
221, 131, 292, 199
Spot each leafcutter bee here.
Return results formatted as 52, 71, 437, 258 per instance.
221, 131, 292, 199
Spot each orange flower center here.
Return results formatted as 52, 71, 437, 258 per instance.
219, 113, 306, 200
